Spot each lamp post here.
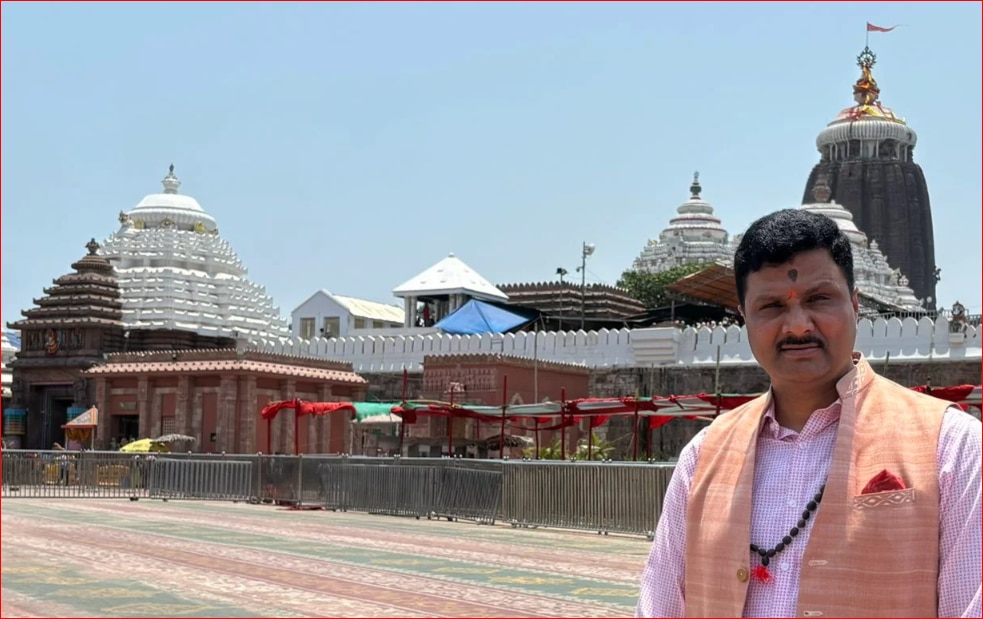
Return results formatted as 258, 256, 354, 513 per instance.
553, 268, 569, 332
576, 242, 596, 330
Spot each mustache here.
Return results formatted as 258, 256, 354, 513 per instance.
778, 336, 824, 350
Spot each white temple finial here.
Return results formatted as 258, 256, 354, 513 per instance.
161, 164, 181, 194
690, 171, 702, 199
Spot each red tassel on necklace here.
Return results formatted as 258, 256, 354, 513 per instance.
751, 566, 773, 583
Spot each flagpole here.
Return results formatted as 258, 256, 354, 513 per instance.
865, 23, 869, 48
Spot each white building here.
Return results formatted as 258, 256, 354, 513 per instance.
100, 166, 290, 340
291, 290, 404, 339
392, 252, 509, 328
632, 173, 734, 274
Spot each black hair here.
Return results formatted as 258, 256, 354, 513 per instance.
733, 209, 854, 306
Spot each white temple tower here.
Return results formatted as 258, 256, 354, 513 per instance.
632, 173, 733, 274
100, 166, 290, 341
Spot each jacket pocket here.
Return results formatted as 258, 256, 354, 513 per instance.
852, 487, 915, 511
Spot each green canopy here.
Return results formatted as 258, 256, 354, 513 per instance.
352, 402, 400, 422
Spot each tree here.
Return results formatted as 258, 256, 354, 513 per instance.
617, 263, 707, 309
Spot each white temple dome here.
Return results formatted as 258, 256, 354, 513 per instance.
124, 165, 217, 232
101, 166, 289, 341
632, 172, 733, 274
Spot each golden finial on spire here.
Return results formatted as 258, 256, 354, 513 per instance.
839, 45, 906, 125
853, 46, 880, 106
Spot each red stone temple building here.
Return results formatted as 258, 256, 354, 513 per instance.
84, 348, 366, 454
5, 239, 127, 449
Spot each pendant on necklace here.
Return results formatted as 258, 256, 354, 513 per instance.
751, 565, 773, 584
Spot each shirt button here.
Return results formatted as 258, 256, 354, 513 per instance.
781, 562, 790, 572
787, 499, 797, 508
737, 567, 749, 582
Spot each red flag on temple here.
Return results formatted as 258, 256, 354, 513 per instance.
867, 22, 897, 33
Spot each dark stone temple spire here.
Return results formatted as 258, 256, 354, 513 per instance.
801, 46, 938, 309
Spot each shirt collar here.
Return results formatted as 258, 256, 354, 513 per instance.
761, 391, 843, 439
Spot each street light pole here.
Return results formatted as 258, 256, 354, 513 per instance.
554, 268, 569, 332
577, 242, 595, 330
556, 267, 567, 284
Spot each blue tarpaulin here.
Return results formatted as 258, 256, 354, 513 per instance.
435, 299, 531, 335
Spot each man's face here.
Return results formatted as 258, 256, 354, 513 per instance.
740, 248, 859, 390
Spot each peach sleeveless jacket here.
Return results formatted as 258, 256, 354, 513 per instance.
684, 357, 947, 618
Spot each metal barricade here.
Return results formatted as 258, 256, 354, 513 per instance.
2, 450, 677, 539
257, 455, 301, 505
353, 463, 437, 517
431, 466, 502, 524
1, 450, 150, 499
303, 457, 502, 524
148, 457, 253, 501
501, 460, 675, 538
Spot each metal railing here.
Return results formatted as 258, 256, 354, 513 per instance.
1, 450, 675, 538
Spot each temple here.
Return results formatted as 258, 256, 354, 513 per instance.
103, 165, 290, 344
3, 168, 364, 451
5, 240, 126, 448
801, 177, 922, 312
801, 46, 938, 308
632, 173, 733, 274
2, 42, 979, 455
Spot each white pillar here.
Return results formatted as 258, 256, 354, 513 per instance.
404, 296, 417, 328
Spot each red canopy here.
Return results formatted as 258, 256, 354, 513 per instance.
260, 399, 355, 421
909, 384, 976, 403
261, 384, 980, 427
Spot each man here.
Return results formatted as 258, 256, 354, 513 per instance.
636, 209, 981, 618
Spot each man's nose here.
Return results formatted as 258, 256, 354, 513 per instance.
782, 302, 814, 335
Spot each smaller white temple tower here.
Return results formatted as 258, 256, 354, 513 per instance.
632, 172, 734, 274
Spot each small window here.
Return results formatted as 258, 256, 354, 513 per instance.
299, 318, 315, 339
353, 318, 366, 330
322, 317, 340, 338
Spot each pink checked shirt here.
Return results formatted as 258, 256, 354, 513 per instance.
636, 403, 982, 618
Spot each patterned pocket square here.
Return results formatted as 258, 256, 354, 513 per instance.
862, 469, 908, 494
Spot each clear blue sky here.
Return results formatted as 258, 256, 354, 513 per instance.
2, 2, 980, 326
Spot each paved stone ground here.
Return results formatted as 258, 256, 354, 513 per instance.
1, 499, 648, 617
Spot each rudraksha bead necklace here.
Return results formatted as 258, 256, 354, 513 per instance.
748, 483, 826, 583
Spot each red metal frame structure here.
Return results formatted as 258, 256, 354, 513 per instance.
260, 377, 979, 457
259, 399, 355, 455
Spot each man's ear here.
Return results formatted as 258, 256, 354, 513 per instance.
851, 287, 859, 316
738, 305, 746, 320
